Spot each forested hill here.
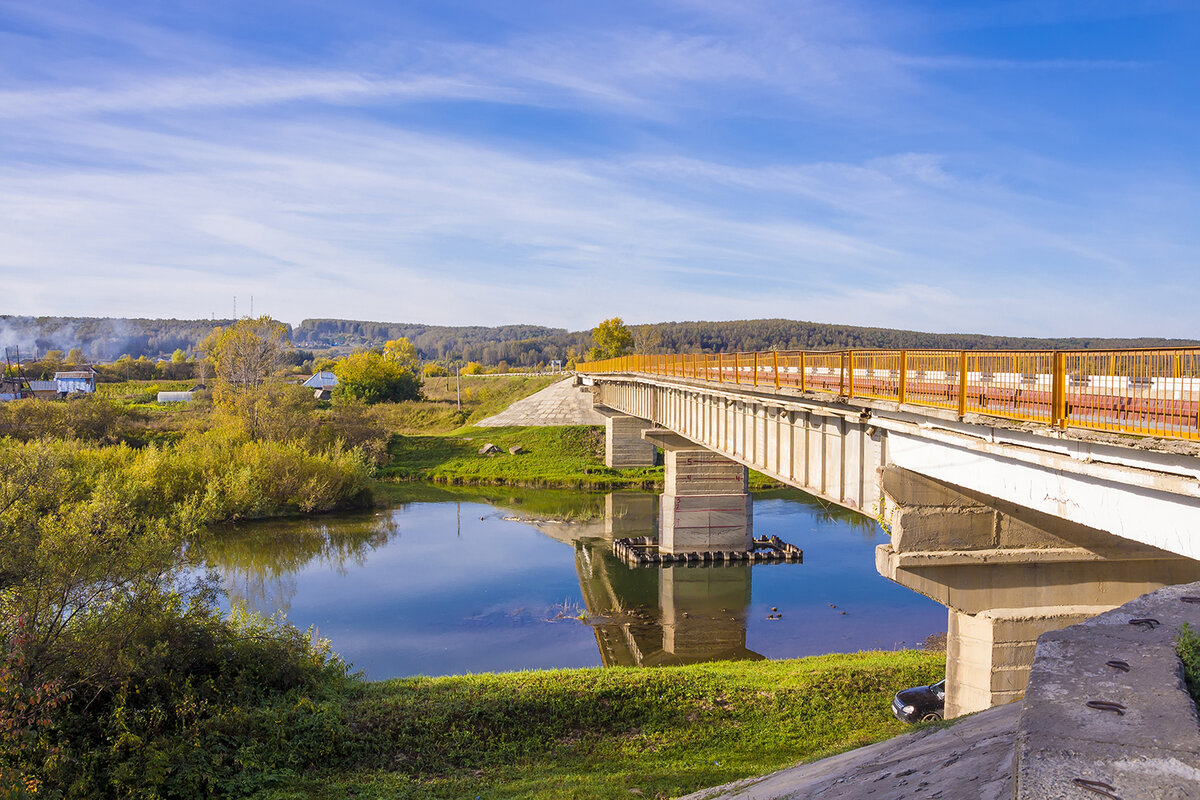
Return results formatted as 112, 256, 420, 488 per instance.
0, 315, 240, 361
1, 314, 1194, 365
640, 319, 1199, 354
294, 318, 590, 365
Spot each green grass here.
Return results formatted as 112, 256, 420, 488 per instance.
382, 425, 782, 490
257, 650, 945, 800
381, 425, 662, 488
1178, 623, 1200, 707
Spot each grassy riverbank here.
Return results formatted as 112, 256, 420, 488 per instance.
381, 426, 781, 490
261, 650, 945, 800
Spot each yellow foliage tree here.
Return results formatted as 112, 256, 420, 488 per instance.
202, 317, 293, 438
383, 338, 420, 372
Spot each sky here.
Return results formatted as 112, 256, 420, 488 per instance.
1, 1, 1197, 337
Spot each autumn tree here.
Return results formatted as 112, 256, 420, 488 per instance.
334, 350, 421, 404
202, 317, 293, 437
422, 363, 449, 378
383, 338, 420, 371
587, 317, 633, 361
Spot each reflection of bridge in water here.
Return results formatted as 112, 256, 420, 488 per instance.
575, 493, 764, 667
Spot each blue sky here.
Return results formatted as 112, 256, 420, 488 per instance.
1, 1, 1197, 336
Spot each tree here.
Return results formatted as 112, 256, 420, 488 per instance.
334, 351, 421, 404
632, 325, 662, 354
205, 317, 289, 397
423, 363, 449, 378
383, 338, 420, 372
170, 348, 187, 363
461, 361, 484, 375
202, 317, 291, 438
588, 317, 633, 361
65, 347, 84, 365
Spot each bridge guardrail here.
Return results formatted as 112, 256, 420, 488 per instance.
577, 347, 1200, 441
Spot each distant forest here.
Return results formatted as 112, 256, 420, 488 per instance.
2, 314, 1196, 367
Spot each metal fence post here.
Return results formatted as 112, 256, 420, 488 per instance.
898, 350, 907, 404
1052, 351, 1066, 428
800, 352, 806, 393
773, 350, 780, 390
753, 352, 759, 387
957, 351, 968, 418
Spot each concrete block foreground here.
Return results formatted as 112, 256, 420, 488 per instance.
683, 581, 1200, 800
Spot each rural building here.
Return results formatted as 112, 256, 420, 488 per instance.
302, 371, 338, 389
28, 380, 58, 399
157, 391, 194, 403
53, 369, 97, 395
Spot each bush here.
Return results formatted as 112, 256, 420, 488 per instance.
0, 437, 362, 798
334, 352, 422, 404
1178, 623, 1200, 707
0, 396, 146, 444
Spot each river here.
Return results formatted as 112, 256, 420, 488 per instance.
200, 484, 947, 679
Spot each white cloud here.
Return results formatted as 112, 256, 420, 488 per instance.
0, 0, 1196, 338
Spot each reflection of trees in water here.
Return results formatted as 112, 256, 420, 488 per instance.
200, 512, 399, 614
754, 488, 881, 539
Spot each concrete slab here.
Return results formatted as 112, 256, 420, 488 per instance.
475, 378, 607, 427
678, 700, 1020, 800
1014, 580, 1200, 800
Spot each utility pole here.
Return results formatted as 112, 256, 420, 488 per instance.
456, 366, 461, 411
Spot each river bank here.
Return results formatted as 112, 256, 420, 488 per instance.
257, 650, 946, 800
379, 424, 781, 490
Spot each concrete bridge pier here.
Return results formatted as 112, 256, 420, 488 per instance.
646, 430, 752, 555
877, 465, 1200, 717
599, 408, 657, 469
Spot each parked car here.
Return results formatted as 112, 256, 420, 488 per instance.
891, 678, 946, 723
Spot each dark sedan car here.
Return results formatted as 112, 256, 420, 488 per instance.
891, 678, 946, 723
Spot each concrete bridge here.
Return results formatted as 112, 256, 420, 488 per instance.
576, 348, 1200, 717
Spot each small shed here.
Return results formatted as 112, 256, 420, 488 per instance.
53, 369, 97, 395
28, 380, 59, 399
157, 391, 195, 403
303, 371, 338, 390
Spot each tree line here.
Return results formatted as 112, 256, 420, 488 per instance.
3, 314, 1195, 370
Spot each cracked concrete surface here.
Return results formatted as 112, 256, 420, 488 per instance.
475, 378, 605, 427
677, 700, 1020, 800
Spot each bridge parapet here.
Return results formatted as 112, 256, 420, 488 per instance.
580, 345, 1200, 442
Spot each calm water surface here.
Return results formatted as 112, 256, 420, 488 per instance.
202, 486, 945, 678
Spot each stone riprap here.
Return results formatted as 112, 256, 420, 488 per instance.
679, 700, 1020, 800
474, 378, 606, 427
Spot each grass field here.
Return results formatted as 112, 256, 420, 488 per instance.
259, 650, 945, 800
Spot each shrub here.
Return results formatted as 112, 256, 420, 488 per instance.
334, 351, 422, 404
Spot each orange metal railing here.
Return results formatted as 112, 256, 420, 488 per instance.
577, 347, 1200, 441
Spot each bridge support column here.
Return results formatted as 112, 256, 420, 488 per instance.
878, 465, 1200, 717
603, 414, 657, 469
945, 606, 1105, 717
646, 430, 752, 554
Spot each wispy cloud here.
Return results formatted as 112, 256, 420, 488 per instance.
0, 0, 1197, 337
